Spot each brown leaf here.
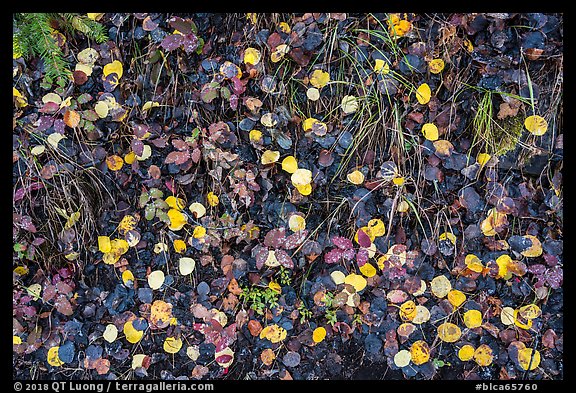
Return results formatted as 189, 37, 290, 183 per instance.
247, 320, 263, 336
64, 110, 81, 128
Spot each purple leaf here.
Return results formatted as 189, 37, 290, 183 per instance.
356, 229, 372, 248
133, 124, 150, 139
161, 34, 185, 51
528, 264, 546, 276
229, 94, 239, 111
168, 16, 192, 35
264, 228, 286, 248
342, 248, 356, 261
284, 230, 308, 250
39, 102, 60, 114
36, 116, 54, 132
53, 119, 66, 134
324, 248, 343, 264
356, 248, 369, 267
182, 34, 199, 53
231, 77, 246, 96
275, 249, 294, 269
253, 245, 268, 270
332, 236, 353, 250
546, 266, 563, 289
131, 138, 144, 156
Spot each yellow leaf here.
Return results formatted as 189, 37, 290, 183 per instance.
259, 324, 287, 343
465, 254, 484, 273
13, 335, 22, 345
87, 13, 104, 21
193, 226, 207, 239
27, 283, 42, 301
518, 348, 541, 371
374, 59, 390, 74
282, 156, 298, 174
477, 152, 491, 166
261, 150, 280, 165
207, 192, 219, 207
458, 345, 475, 361
148, 270, 165, 290
124, 151, 136, 164
167, 208, 187, 231
166, 196, 185, 211
330, 271, 346, 285
410, 340, 430, 365
447, 289, 467, 308
344, 273, 367, 292
394, 349, 412, 367
439, 232, 456, 245
173, 239, 186, 253
47, 133, 66, 149
94, 101, 109, 118
430, 275, 452, 298
295, 183, 312, 196
473, 344, 493, 366
14, 266, 29, 276
124, 321, 144, 344
399, 300, 417, 322
164, 337, 183, 354
303, 117, 319, 132
106, 155, 124, 171
243, 47, 262, 65
309, 69, 330, 89
47, 346, 64, 367
341, 95, 359, 114
42, 92, 62, 105
306, 87, 320, 101
118, 214, 137, 234
102, 252, 119, 265
367, 219, 386, 237
189, 202, 206, 218
422, 123, 439, 141
481, 208, 508, 236
278, 22, 291, 33
496, 254, 513, 279
103, 324, 118, 343
64, 211, 81, 230
513, 309, 533, 330
524, 115, 548, 136
312, 327, 327, 343
355, 226, 375, 243
268, 281, 281, 294
122, 270, 135, 286
519, 304, 541, 320
463, 309, 483, 329
103, 60, 123, 79
270, 44, 290, 62
428, 58, 445, 74
132, 354, 147, 370
291, 168, 312, 186
500, 307, 516, 326
142, 101, 160, 111
437, 322, 462, 343
347, 170, 364, 185
412, 305, 431, 325
359, 262, 377, 278
416, 83, 431, 105
179, 257, 196, 275
397, 200, 410, 213
521, 235, 542, 257
463, 38, 474, 53
98, 236, 112, 253
249, 129, 263, 143
288, 214, 306, 232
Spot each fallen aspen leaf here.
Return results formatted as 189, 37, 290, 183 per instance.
465, 254, 484, 273
166, 196, 185, 211
306, 87, 320, 101
261, 150, 280, 165
163, 337, 183, 354
103, 60, 123, 79
124, 320, 144, 344
167, 209, 187, 231
291, 168, 312, 186
431, 275, 452, 298
347, 170, 364, 185
518, 348, 541, 371
98, 236, 112, 253
458, 344, 475, 361
173, 239, 187, 253
122, 270, 135, 286
288, 214, 306, 232
447, 289, 467, 308
437, 322, 462, 343
359, 262, 377, 278
410, 340, 430, 365
193, 226, 206, 239
148, 270, 165, 290
344, 273, 367, 292
416, 83, 431, 105
463, 309, 483, 329
207, 192, 219, 207
312, 327, 326, 343
309, 69, 330, 89
259, 324, 287, 343
524, 115, 547, 136
243, 47, 262, 65
473, 344, 493, 366
374, 59, 390, 74
422, 123, 439, 141
500, 306, 516, 325
47, 346, 64, 367
428, 58, 445, 74
103, 324, 118, 343
399, 300, 417, 322
394, 349, 412, 367
189, 202, 206, 218
270, 44, 290, 62
341, 95, 359, 114
179, 257, 196, 275
282, 156, 298, 174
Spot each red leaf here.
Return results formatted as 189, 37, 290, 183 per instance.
275, 249, 294, 269
165, 151, 190, 165
161, 34, 185, 51
168, 16, 192, 35
264, 228, 286, 248
356, 229, 371, 248
356, 248, 369, 266
332, 236, 353, 250
324, 248, 342, 264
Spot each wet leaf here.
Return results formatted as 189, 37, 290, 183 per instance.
291, 168, 312, 187
359, 262, 377, 278
103, 324, 118, 343
261, 150, 280, 165
431, 275, 452, 298
394, 349, 412, 367
179, 257, 196, 275
465, 254, 484, 273
98, 236, 112, 253
518, 348, 541, 371
347, 170, 365, 185
124, 320, 144, 344
463, 309, 483, 329
429, 59, 445, 74
309, 69, 330, 89
416, 83, 431, 105
148, 270, 165, 290
437, 322, 462, 343
150, 300, 173, 329
410, 340, 430, 365
412, 305, 431, 324
163, 336, 183, 354
473, 344, 493, 366
422, 123, 439, 141
500, 306, 516, 325
399, 300, 417, 322
282, 156, 298, 174
103, 60, 123, 79
518, 304, 541, 320
259, 324, 287, 343
312, 327, 327, 343
524, 115, 547, 136
243, 47, 261, 65
458, 344, 475, 361
330, 271, 346, 285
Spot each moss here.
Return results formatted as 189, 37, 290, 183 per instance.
493, 114, 524, 156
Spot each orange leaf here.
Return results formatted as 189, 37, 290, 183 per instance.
64, 110, 80, 128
